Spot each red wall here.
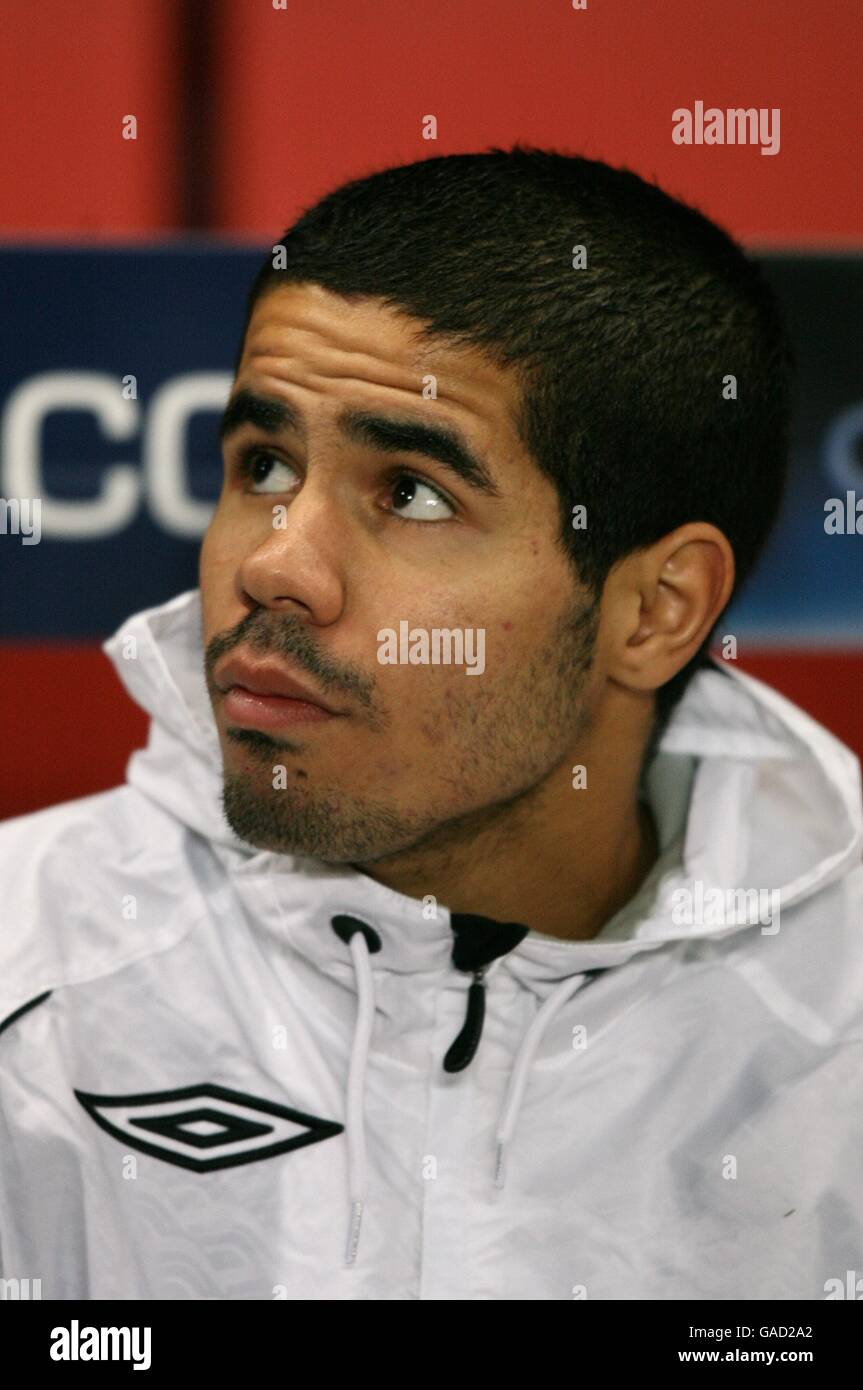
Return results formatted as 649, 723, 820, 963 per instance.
3, 1, 861, 245
0, 0, 183, 237
211, 0, 863, 245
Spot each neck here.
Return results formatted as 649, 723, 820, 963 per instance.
356, 685, 660, 942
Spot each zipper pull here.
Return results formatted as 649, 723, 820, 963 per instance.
443, 967, 487, 1073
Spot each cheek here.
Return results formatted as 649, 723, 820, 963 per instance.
198, 525, 214, 587
370, 586, 544, 693
201, 496, 267, 581
199, 519, 241, 634
200, 514, 227, 578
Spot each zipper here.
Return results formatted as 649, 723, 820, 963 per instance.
443, 966, 488, 1073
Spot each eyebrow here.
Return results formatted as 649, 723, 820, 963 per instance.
218, 388, 501, 498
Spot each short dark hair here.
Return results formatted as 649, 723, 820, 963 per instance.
237, 144, 795, 726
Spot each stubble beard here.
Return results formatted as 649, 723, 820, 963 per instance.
219, 595, 600, 865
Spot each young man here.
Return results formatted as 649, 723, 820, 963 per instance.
1, 147, 861, 1301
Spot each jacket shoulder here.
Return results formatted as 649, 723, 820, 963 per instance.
0, 786, 207, 1025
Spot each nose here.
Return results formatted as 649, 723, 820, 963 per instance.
238, 483, 346, 625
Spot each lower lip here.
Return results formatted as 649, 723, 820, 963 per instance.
222, 685, 338, 730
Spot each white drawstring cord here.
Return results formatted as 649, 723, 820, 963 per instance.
338, 909, 599, 1256
344, 930, 376, 1266
494, 973, 591, 1188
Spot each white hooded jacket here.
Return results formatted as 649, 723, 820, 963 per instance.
1, 587, 862, 1300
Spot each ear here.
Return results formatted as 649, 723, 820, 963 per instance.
603, 523, 736, 693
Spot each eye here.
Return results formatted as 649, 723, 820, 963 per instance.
388, 472, 455, 523
235, 447, 299, 494
232, 449, 456, 523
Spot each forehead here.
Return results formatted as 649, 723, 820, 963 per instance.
238, 282, 524, 448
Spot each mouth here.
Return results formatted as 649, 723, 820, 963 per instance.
221, 686, 339, 730
214, 656, 344, 730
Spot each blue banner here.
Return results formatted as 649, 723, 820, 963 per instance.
1, 247, 861, 643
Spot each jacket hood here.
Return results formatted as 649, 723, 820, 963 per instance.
103, 587, 863, 954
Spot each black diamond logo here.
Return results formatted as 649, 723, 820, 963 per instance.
131, 1106, 274, 1149
74, 1083, 343, 1173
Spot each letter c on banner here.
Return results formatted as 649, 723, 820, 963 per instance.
144, 372, 232, 538
1, 371, 140, 538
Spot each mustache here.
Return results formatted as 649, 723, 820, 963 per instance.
204, 609, 379, 716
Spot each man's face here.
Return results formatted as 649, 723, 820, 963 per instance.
200, 282, 601, 864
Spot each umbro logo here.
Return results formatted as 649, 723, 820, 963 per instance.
74, 1083, 343, 1173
